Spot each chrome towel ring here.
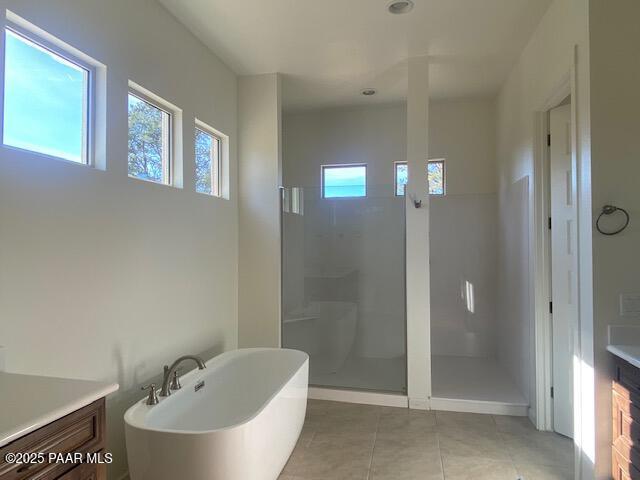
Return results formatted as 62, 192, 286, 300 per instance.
596, 204, 630, 236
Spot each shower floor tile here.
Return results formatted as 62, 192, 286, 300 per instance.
431, 355, 527, 405
310, 355, 406, 393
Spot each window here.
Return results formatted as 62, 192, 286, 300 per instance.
394, 159, 446, 196
194, 122, 221, 196
394, 161, 408, 196
2, 25, 92, 163
428, 159, 445, 195
127, 91, 171, 184
322, 164, 367, 198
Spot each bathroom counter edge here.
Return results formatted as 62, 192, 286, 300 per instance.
0, 372, 118, 447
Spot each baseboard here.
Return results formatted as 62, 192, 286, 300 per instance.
308, 387, 408, 408
430, 396, 528, 416
307, 389, 528, 415
408, 397, 430, 410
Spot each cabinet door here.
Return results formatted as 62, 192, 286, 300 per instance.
56, 463, 105, 480
0, 400, 105, 480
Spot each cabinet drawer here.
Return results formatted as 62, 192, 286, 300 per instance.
56, 461, 105, 480
614, 389, 640, 451
616, 362, 640, 399
613, 383, 640, 420
614, 446, 640, 480
0, 399, 105, 480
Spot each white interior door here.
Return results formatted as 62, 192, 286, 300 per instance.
550, 102, 576, 439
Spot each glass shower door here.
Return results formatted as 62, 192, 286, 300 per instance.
281, 185, 406, 393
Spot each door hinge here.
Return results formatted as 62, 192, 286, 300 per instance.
551, 386, 554, 398
547, 134, 551, 146
548, 217, 552, 230
549, 301, 553, 314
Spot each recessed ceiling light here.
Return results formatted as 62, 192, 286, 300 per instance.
361, 88, 377, 96
387, 0, 414, 14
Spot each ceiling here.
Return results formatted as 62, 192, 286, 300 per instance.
158, 0, 552, 111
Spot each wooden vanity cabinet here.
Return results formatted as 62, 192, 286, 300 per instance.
0, 399, 106, 480
612, 356, 640, 479
56, 463, 105, 480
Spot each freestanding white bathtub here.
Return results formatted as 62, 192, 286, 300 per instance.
124, 348, 309, 480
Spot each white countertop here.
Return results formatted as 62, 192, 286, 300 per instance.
607, 345, 640, 370
0, 372, 118, 447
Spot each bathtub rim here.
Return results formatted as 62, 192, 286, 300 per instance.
124, 347, 308, 436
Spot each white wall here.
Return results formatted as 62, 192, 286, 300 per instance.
430, 193, 499, 358
497, 178, 531, 398
430, 99, 497, 195
495, 0, 591, 473
0, 1, 238, 478
237, 73, 282, 349
589, 2, 640, 478
428, 99, 499, 360
284, 98, 496, 194
283, 103, 407, 189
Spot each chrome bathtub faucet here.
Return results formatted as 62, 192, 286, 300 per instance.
141, 383, 160, 405
169, 366, 183, 391
160, 355, 207, 397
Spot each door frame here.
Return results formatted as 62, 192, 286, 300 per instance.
533, 73, 571, 432
532, 47, 582, 478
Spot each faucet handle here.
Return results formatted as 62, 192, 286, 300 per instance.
169, 368, 183, 391
141, 384, 159, 405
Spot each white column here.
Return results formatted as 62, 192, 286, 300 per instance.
406, 56, 431, 409
237, 73, 283, 348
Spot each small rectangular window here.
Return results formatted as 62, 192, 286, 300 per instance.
428, 159, 445, 195
2, 25, 92, 164
394, 161, 408, 196
194, 123, 221, 196
127, 91, 171, 185
394, 159, 446, 196
322, 164, 367, 198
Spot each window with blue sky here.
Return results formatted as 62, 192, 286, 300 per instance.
2, 27, 89, 163
395, 160, 445, 196
322, 165, 367, 198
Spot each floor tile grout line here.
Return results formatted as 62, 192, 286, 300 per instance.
365, 410, 381, 480
497, 430, 518, 466
436, 430, 446, 480
490, 413, 521, 475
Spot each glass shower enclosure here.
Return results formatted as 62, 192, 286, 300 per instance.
281, 185, 407, 393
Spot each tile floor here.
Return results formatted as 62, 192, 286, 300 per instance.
279, 400, 574, 480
